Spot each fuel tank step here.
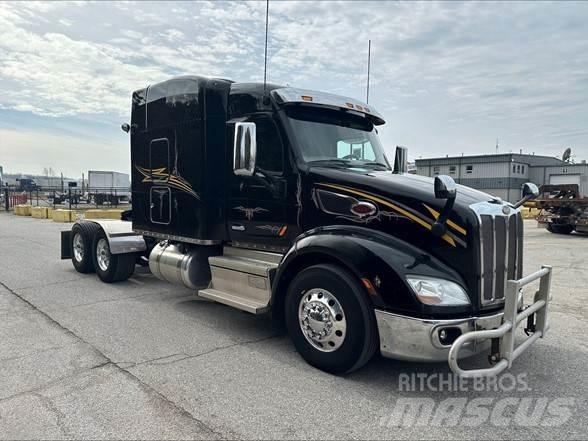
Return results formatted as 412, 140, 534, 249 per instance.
197, 246, 282, 314
198, 288, 269, 314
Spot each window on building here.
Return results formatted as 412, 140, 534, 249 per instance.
513, 164, 516, 173
449, 165, 456, 174
433, 166, 440, 175
516, 165, 521, 173
521, 165, 525, 174
466, 165, 473, 174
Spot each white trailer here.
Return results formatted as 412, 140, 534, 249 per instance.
87, 170, 131, 204
88, 170, 130, 189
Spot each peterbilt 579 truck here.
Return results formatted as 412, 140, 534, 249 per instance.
60, 76, 552, 377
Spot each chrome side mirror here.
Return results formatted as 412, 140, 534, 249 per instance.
513, 182, 539, 208
393, 146, 408, 174
434, 175, 457, 200
522, 182, 539, 199
233, 122, 257, 176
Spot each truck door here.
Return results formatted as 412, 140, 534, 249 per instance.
227, 115, 292, 249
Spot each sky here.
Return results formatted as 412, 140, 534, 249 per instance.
0, 0, 587, 178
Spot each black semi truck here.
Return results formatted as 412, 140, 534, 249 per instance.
61, 76, 552, 377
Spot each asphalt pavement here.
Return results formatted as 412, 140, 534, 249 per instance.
0, 213, 586, 439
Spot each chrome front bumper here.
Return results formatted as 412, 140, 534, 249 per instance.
375, 310, 504, 363
375, 266, 553, 377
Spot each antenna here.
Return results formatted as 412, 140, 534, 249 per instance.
495, 138, 499, 154
562, 147, 572, 163
366, 40, 371, 103
263, 0, 270, 96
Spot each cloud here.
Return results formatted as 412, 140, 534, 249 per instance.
0, 0, 587, 176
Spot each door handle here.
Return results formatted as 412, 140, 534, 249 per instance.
231, 224, 246, 231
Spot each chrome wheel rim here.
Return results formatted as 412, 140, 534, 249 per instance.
73, 232, 84, 262
96, 238, 110, 272
298, 288, 347, 352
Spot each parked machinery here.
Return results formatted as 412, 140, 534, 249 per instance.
536, 184, 588, 234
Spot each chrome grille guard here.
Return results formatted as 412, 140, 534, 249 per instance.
448, 265, 552, 378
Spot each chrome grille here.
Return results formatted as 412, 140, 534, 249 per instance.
471, 202, 523, 305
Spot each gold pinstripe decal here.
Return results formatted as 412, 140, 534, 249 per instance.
422, 204, 467, 236
317, 183, 457, 247
135, 166, 200, 199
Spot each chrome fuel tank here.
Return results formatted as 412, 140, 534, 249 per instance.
149, 242, 220, 289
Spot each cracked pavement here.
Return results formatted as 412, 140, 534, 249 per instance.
0, 213, 587, 439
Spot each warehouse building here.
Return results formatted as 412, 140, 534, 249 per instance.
415, 153, 588, 202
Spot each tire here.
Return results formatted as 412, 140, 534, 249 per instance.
92, 230, 136, 283
284, 264, 378, 375
71, 222, 101, 273
547, 224, 574, 235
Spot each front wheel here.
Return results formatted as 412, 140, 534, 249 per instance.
284, 264, 378, 374
92, 230, 136, 283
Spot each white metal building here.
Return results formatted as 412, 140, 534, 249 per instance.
415, 153, 588, 202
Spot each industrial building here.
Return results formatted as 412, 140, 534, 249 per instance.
415, 153, 588, 202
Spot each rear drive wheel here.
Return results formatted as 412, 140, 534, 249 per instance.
547, 224, 574, 234
71, 222, 101, 273
92, 230, 136, 283
285, 264, 378, 374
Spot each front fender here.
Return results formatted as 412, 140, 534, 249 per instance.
272, 225, 473, 319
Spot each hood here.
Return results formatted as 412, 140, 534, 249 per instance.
304, 166, 495, 290
307, 167, 494, 237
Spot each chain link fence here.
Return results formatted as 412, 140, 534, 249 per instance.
0, 185, 132, 212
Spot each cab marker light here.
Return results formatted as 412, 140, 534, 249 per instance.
301, 95, 313, 102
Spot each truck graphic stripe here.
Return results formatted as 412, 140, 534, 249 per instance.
422, 204, 468, 236
317, 183, 458, 247
135, 166, 200, 199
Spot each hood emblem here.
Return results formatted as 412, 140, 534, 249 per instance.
350, 201, 378, 218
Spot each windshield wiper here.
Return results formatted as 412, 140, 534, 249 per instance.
308, 159, 352, 168
354, 162, 390, 170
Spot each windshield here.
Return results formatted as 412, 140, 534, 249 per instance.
284, 107, 390, 169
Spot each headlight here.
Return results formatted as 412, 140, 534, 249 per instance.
406, 276, 470, 306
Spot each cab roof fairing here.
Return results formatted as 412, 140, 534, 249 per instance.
271, 87, 386, 126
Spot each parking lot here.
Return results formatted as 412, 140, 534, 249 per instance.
1, 213, 587, 440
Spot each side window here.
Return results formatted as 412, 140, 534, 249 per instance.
255, 117, 284, 173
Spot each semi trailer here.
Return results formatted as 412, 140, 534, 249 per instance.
60, 76, 552, 377
88, 170, 131, 205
